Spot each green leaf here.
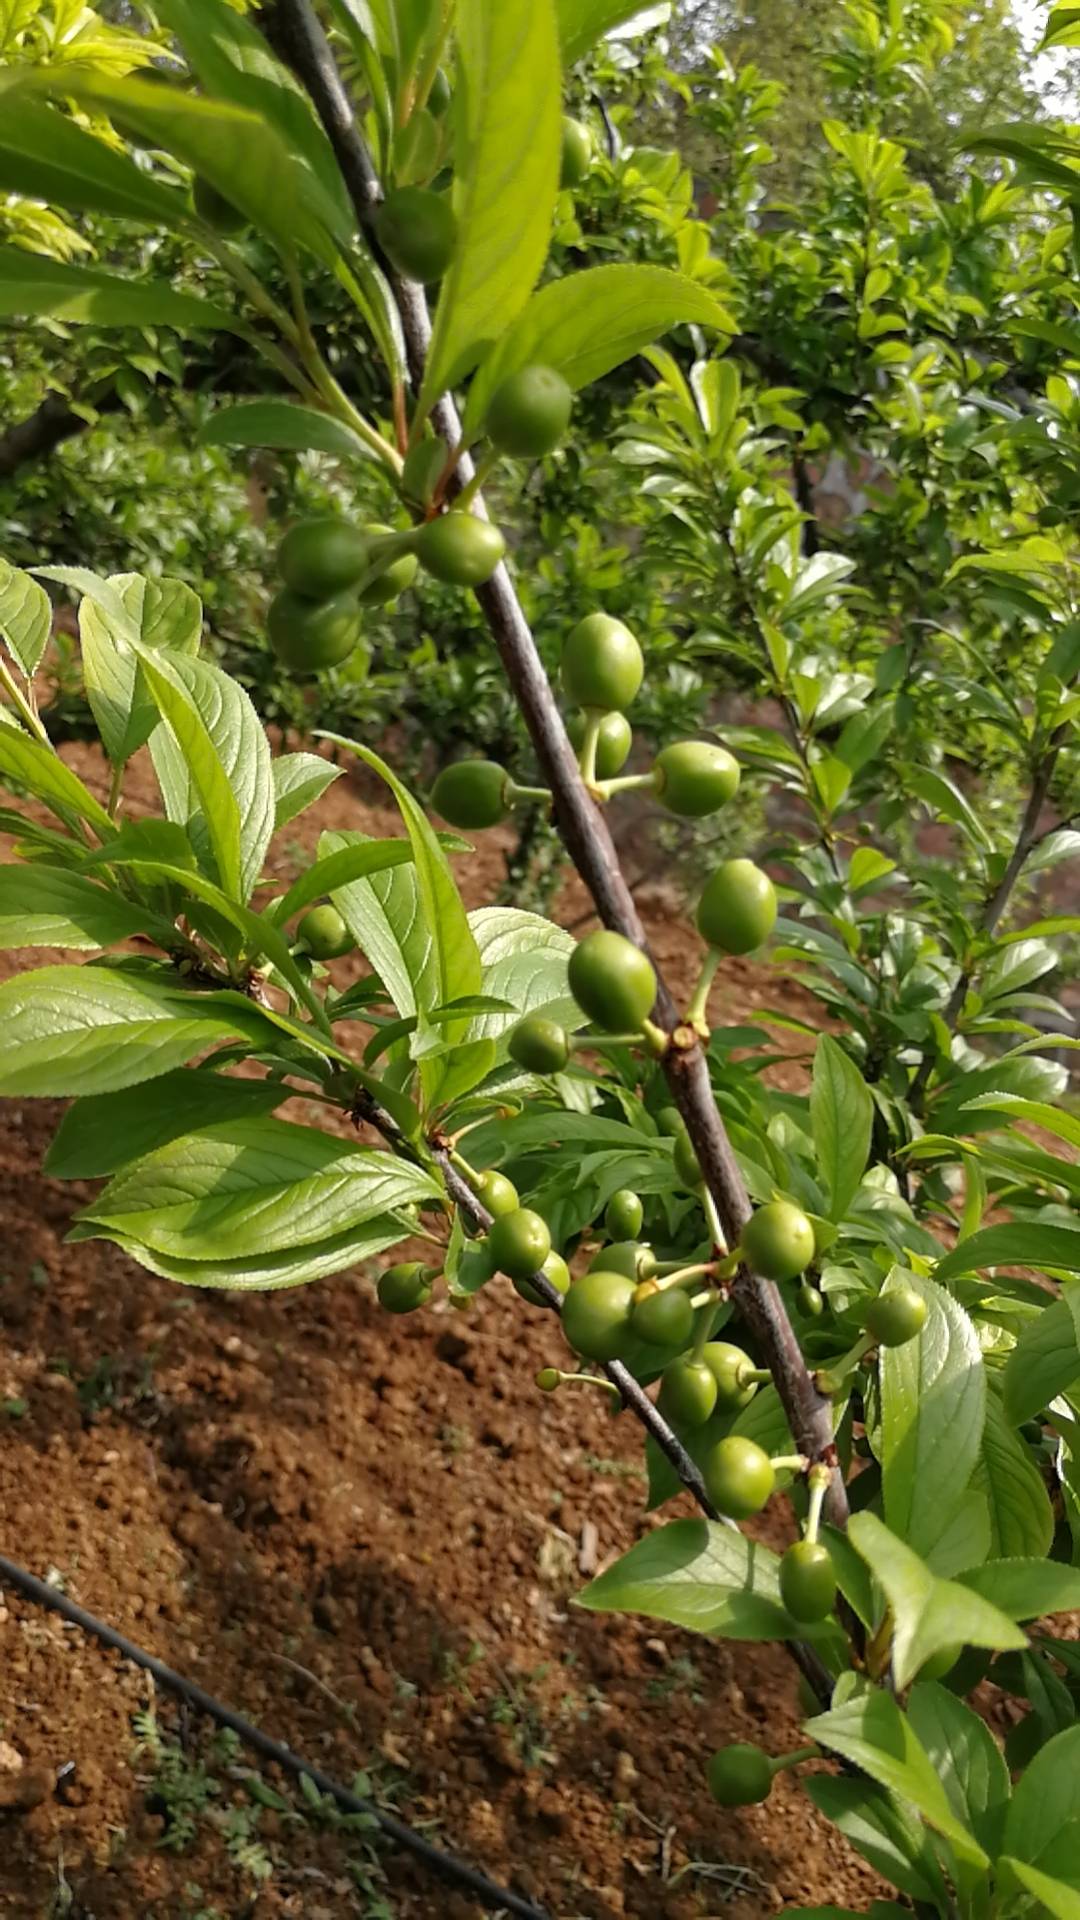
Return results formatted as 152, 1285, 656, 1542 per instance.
154, 0, 353, 242
80, 1117, 440, 1262
48, 72, 340, 264
847, 1513, 1024, 1691
880, 1272, 986, 1561
90, 1214, 409, 1292
0, 93, 188, 227
810, 1033, 872, 1220
0, 558, 50, 677
802, 1776, 948, 1907
972, 1396, 1054, 1559
909, 765, 993, 850
272, 837, 414, 927
463, 265, 734, 435
849, 847, 897, 893
420, 0, 562, 407
271, 752, 343, 831
957, 1559, 1080, 1622
555, 0, 667, 61
1003, 1727, 1080, 1876
139, 649, 273, 904
80, 572, 202, 768
906, 1682, 1010, 1859
468, 906, 578, 1053
937, 1221, 1080, 1284
0, 728, 114, 836
1004, 1296, 1080, 1425
1000, 1860, 1080, 1920
804, 1689, 990, 1869
44, 1069, 285, 1180
577, 1517, 833, 1641
0, 242, 242, 333
197, 402, 379, 466
0, 865, 161, 950
0, 965, 274, 1097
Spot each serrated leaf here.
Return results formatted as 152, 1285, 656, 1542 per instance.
1003, 1296, 1080, 1425
0, 728, 113, 836
0, 965, 274, 1097
937, 1221, 1080, 1284
0, 865, 161, 950
0, 92, 187, 227
881, 1272, 986, 1560
957, 1558, 1080, 1621
576, 1517, 832, 1641
92, 1215, 409, 1291
0, 242, 242, 332
467, 906, 577, 1053
1001, 1860, 1080, 1920
802, 1775, 949, 1907
1003, 1727, 1080, 1877
973, 1396, 1054, 1559
44, 1069, 285, 1180
907, 1682, 1010, 1859
848, 1512, 1024, 1691
556, 0, 668, 61
80, 571, 202, 768
272, 838, 414, 928
0, 558, 50, 677
805, 1689, 990, 1868
271, 753, 343, 832
810, 1033, 872, 1219
420, 0, 561, 407
197, 401, 379, 465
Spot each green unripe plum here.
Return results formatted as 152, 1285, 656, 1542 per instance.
474, 1168, 519, 1217
562, 1269, 636, 1360
741, 1201, 816, 1283
401, 437, 447, 507
659, 1357, 717, 1429
697, 858, 778, 954
354, 524, 419, 606
567, 928, 656, 1032
561, 612, 644, 714
707, 1744, 774, 1807
657, 1107, 684, 1137
487, 365, 573, 459
193, 174, 248, 232
798, 1280, 825, 1318
416, 512, 506, 585
278, 517, 370, 597
375, 185, 457, 281
430, 759, 510, 829
605, 1189, 643, 1241
267, 588, 361, 672
560, 115, 593, 188
487, 1207, 552, 1281
653, 741, 740, 817
589, 1241, 655, 1282
702, 1435, 775, 1518
514, 1248, 571, 1307
702, 1341, 758, 1412
509, 1015, 571, 1074
377, 1262, 434, 1313
779, 1540, 836, 1622
297, 904, 353, 960
632, 1285, 694, 1349
864, 1284, 927, 1348
567, 709, 632, 778
673, 1129, 702, 1188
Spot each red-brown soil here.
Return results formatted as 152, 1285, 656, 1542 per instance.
0, 744, 883, 1919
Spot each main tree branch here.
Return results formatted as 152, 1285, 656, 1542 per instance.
269, 0, 846, 1529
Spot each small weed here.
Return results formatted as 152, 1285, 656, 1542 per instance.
133, 1705, 220, 1851
488, 1665, 555, 1769
0, 1397, 27, 1417
438, 1421, 472, 1454
580, 1453, 647, 1481
646, 1655, 705, 1705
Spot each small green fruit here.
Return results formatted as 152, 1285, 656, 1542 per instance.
474, 1168, 519, 1217
377, 1262, 434, 1313
631, 1286, 693, 1348
702, 1341, 758, 1412
779, 1540, 836, 1622
561, 612, 644, 713
653, 741, 740, 817
696, 858, 778, 954
487, 1207, 552, 1281
430, 759, 510, 829
416, 512, 506, 585
741, 1201, 816, 1284
375, 185, 457, 281
267, 588, 361, 672
567, 709, 632, 778
589, 1241, 655, 1282
657, 1106, 684, 1137
673, 1129, 702, 1188
515, 1249, 571, 1307
707, 1744, 774, 1808
702, 1435, 775, 1518
353, 524, 419, 606
864, 1284, 927, 1348
487, 365, 573, 459
278, 517, 370, 597
560, 115, 593, 188
297, 904, 353, 960
562, 1269, 636, 1360
659, 1357, 717, 1428
509, 1015, 571, 1074
567, 928, 656, 1032
605, 1189, 643, 1241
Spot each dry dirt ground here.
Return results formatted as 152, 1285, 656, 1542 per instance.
0, 743, 888, 1920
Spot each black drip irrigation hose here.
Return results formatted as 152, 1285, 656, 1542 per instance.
0, 1552, 551, 1920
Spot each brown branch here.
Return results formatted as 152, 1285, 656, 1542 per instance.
269, 0, 846, 1540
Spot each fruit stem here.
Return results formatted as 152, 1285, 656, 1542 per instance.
542, 1368, 622, 1403
635, 1261, 715, 1300
815, 1331, 874, 1397
641, 1017, 669, 1057
568, 1031, 645, 1050
770, 1454, 810, 1474
804, 1465, 830, 1546
771, 1745, 819, 1776
449, 1148, 480, 1182
592, 772, 654, 801
578, 711, 603, 788
685, 947, 722, 1037
692, 1294, 721, 1360
505, 781, 552, 805
703, 1188, 728, 1256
